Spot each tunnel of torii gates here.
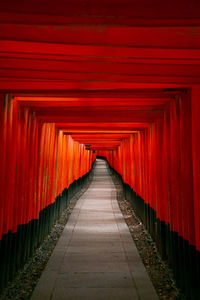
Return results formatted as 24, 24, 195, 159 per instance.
0, 0, 200, 298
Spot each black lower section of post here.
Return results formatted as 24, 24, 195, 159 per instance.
0, 167, 93, 293
108, 163, 200, 300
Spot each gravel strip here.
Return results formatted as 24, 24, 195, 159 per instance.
0, 175, 93, 300
1, 167, 186, 300
112, 175, 186, 300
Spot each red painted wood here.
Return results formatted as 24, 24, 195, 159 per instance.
0, 1, 200, 254
191, 86, 200, 251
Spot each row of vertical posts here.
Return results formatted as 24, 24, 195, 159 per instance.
98, 87, 200, 299
0, 94, 96, 291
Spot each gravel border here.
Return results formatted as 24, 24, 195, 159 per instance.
0, 166, 186, 300
0, 175, 93, 300
112, 175, 186, 300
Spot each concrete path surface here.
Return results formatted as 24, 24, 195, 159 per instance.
31, 159, 158, 300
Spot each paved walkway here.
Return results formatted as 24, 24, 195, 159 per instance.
31, 159, 158, 300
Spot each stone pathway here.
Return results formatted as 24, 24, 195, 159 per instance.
31, 159, 158, 300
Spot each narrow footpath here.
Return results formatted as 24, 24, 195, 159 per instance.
31, 159, 158, 300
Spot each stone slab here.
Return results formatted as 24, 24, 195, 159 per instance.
31, 159, 158, 300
